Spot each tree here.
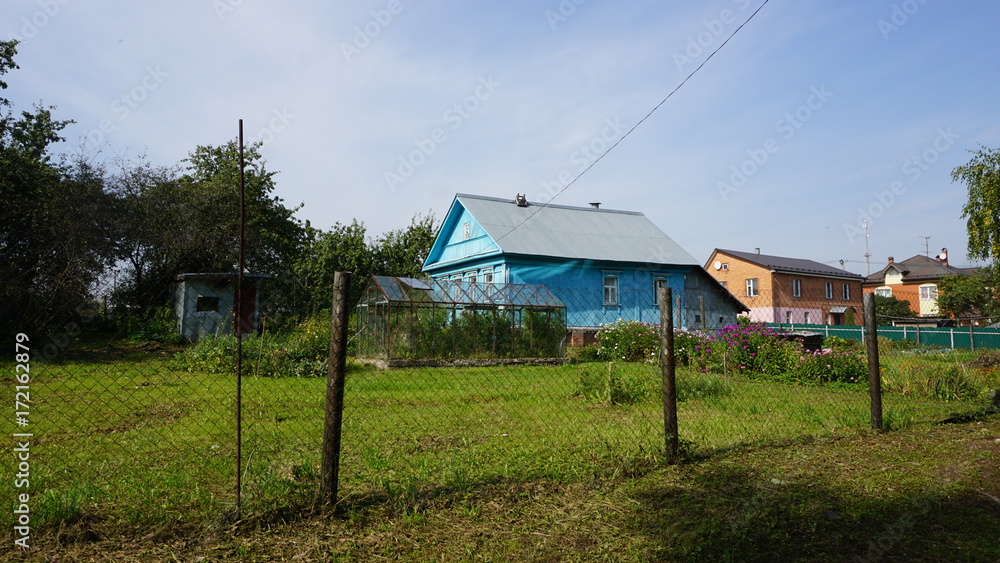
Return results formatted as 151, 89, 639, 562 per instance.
111, 142, 305, 316
936, 268, 999, 321
288, 219, 372, 315
371, 212, 437, 278
954, 146, 1000, 265
873, 294, 916, 321
287, 212, 439, 316
0, 40, 115, 337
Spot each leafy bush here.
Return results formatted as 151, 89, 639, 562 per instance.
824, 335, 860, 353
117, 306, 186, 345
676, 372, 731, 401
793, 349, 866, 385
570, 345, 602, 362
693, 323, 799, 378
575, 362, 653, 405
596, 319, 658, 362
174, 314, 331, 377
673, 329, 707, 366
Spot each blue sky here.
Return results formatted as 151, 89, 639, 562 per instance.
6, 0, 998, 275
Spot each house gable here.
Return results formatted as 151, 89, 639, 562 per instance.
423, 197, 501, 272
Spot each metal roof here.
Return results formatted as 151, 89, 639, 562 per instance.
453, 194, 700, 265
715, 249, 864, 280
365, 276, 566, 308
864, 255, 971, 284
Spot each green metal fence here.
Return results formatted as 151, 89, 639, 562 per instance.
768, 323, 1000, 350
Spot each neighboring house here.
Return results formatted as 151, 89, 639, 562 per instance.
705, 248, 865, 325
863, 250, 973, 318
421, 194, 747, 336
173, 273, 267, 342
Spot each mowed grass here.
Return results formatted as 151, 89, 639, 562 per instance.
1, 342, 989, 547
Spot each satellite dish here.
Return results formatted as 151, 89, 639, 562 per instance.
713, 261, 722, 270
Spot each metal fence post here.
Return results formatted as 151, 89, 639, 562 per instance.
863, 293, 883, 431
322, 271, 352, 507
659, 288, 679, 462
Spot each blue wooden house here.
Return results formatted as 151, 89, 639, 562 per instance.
422, 194, 746, 338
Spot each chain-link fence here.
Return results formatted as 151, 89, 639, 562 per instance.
4, 276, 997, 539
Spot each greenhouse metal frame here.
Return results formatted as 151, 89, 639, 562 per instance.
355, 276, 567, 363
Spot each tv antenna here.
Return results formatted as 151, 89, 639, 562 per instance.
919, 236, 930, 256
863, 219, 871, 275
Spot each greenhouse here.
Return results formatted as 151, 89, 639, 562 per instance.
355, 276, 567, 364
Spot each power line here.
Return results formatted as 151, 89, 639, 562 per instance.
494, 0, 772, 245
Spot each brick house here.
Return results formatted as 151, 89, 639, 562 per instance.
862, 249, 975, 318
705, 248, 865, 325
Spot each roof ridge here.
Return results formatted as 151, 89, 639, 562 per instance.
455, 193, 643, 216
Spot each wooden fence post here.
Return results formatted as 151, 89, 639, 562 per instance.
322, 271, 352, 507
863, 293, 883, 431
659, 288, 679, 462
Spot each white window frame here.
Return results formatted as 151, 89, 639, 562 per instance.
746, 278, 759, 298
920, 285, 938, 300
603, 273, 620, 306
875, 287, 892, 298
825, 282, 833, 300
792, 279, 802, 298
842, 283, 851, 301
482, 269, 494, 284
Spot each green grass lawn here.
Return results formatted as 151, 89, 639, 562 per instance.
4, 341, 989, 544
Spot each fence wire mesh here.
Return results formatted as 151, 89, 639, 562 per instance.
4, 278, 999, 535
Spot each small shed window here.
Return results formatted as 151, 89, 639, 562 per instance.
653, 278, 669, 305
603, 274, 619, 306
196, 296, 219, 313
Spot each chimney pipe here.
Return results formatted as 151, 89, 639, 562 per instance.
888, 256, 894, 264
589, 202, 601, 209
755, 247, 760, 255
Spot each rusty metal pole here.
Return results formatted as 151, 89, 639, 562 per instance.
235, 119, 246, 519
863, 293, 883, 431
660, 287, 679, 461
321, 271, 352, 508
